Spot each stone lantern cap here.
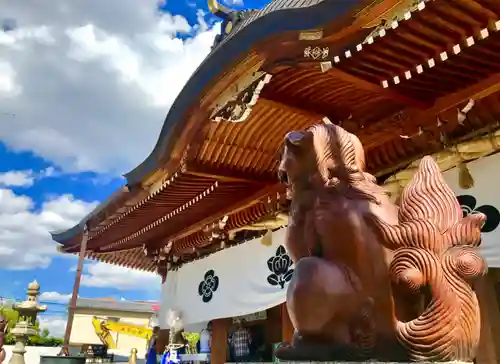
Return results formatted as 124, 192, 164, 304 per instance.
9, 280, 47, 341
12, 280, 47, 313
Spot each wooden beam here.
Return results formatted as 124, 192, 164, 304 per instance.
184, 161, 278, 184
424, 72, 500, 117
325, 66, 430, 109
261, 64, 424, 129
259, 97, 322, 120
475, 272, 500, 364
168, 183, 284, 244
268, 60, 428, 109
371, 123, 500, 178
362, 72, 500, 140
261, 90, 350, 122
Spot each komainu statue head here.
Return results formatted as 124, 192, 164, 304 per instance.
278, 123, 383, 203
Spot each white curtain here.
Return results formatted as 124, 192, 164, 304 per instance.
442, 153, 500, 267
160, 228, 292, 327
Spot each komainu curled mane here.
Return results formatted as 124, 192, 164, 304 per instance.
276, 122, 486, 362
302, 123, 385, 203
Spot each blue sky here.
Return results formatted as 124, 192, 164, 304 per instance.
0, 0, 272, 336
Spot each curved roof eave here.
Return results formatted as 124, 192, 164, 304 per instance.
124, 0, 365, 186
51, 220, 86, 244
51, 187, 129, 245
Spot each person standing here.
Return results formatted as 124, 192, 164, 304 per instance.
230, 322, 251, 362
147, 326, 160, 364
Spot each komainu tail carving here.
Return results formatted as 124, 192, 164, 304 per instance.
369, 156, 487, 362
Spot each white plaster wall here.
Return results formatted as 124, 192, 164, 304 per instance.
69, 309, 151, 357
70, 314, 110, 345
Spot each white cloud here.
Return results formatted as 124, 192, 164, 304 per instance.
0, 59, 20, 96
0, 0, 219, 175
0, 170, 35, 187
224, 0, 244, 6
0, 168, 71, 188
81, 262, 161, 292
0, 188, 98, 269
39, 315, 67, 338
39, 291, 72, 303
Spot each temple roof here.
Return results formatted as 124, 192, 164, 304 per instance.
123, 0, 383, 186
52, 0, 500, 271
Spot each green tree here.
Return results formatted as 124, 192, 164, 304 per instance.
0, 305, 63, 346
0, 305, 19, 345
0, 305, 19, 331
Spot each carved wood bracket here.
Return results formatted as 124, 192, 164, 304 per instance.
210, 71, 272, 123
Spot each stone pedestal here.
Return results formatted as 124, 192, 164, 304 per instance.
8, 340, 27, 364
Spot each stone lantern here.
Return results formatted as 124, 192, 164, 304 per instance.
9, 281, 47, 364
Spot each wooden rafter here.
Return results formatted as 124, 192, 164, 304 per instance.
185, 161, 277, 184
259, 97, 321, 120
151, 183, 284, 249
323, 65, 430, 109
380, 20, 500, 89
411, 72, 500, 125
261, 89, 351, 121
265, 61, 427, 116
87, 187, 153, 240
360, 72, 500, 140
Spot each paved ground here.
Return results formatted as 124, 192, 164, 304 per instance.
2, 346, 147, 364
3, 345, 60, 364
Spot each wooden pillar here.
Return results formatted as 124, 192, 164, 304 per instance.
156, 329, 170, 354
211, 318, 229, 364
475, 272, 500, 364
59, 228, 88, 356
265, 306, 282, 344
281, 303, 294, 343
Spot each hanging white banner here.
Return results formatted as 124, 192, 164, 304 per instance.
160, 228, 292, 327
442, 153, 500, 267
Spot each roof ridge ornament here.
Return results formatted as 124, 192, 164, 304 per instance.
208, 0, 230, 19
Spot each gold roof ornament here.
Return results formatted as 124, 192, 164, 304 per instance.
208, 0, 231, 19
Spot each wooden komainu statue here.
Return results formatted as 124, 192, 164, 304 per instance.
275, 123, 486, 362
